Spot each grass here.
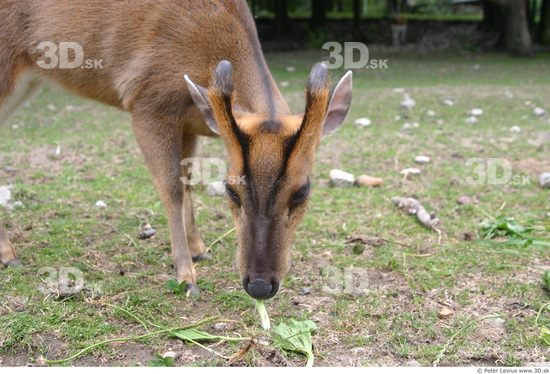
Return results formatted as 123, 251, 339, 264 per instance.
0, 51, 549, 366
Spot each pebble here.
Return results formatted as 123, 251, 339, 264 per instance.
470, 108, 483, 116
533, 107, 546, 116
436, 119, 444, 126
510, 125, 521, 133
65, 105, 74, 111
402, 123, 412, 130
300, 287, 310, 295
138, 228, 156, 240
355, 174, 383, 187
47, 104, 57, 112
414, 156, 430, 164
473, 64, 481, 70
214, 322, 228, 332
442, 99, 454, 106
285, 66, 295, 72
540, 172, 550, 188
394, 115, 401, 121
8, 201, 24, 210
412, 122, 419, 128
405, 360, 422, 367
399, 168, 421, 175
504, 90, 514, 98
427, 110, 436, 116
525, 101, 532, 106
330, 169, 355, 188
392, 88, 405, 93
95, 200, 107, 208
0, 185, 12, 207
354, 117, 371, 127
465, 116, 478, 125
280, 81, 290, 88
457, 196, 471, 205
206, 181, 226, 197
162, 351, 178, 359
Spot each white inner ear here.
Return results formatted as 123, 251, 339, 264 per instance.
184, 75, 219, 134
323, 70, 353, 138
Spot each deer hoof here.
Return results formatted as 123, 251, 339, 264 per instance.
184, 283, 200, 297
5, 259, 23, 268
192, 252, 212, 262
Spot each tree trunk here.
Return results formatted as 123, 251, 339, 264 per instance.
310, 0, 328, 30
540, 0, 550, 45
353, 0, 362, 39
486, 0, 533, 56
274, 0, 288, 38
506, 0, 533, 56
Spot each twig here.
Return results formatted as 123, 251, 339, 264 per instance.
44, 315, 220, 365
535, 303, 550, 327
206, 227, 236, 253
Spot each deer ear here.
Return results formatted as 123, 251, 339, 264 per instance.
323, 70, 353, 137
185, 75, 219, 134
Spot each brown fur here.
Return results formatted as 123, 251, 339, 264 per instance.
0, 0, 351, 297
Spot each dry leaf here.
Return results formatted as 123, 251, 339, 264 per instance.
438, 306, 454, 319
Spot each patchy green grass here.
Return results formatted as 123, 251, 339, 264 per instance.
1, 51, 549, 366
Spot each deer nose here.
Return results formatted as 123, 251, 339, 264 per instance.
242, 277, 279, 299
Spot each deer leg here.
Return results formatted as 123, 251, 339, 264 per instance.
0, 222, 21, 267
181, 133, 211, 262
131, 116, 198, 295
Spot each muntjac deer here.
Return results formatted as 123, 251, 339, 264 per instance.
0, 0, 352, 299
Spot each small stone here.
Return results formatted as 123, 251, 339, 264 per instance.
280, 81, 290, 88
95, 200, 107, 208
427, 110, 436, 116
465, 116, 478, 125
469, 108, 483, 116
0, 185, 13, 207
533, 107, 546, 116
355, 174, 383, 187
394, 115, 401, 121
412, 122, 419, 128
473, 64, 480, 70
510, 125, 521, 133
414, 156, 430, 164
392, 88, 405, 93
300, 287, 310, 295
539, 172, 550, 188
330, 169, 355, 188
436, 119, 444, 126
399, 168, 421, 175
162, 351, 178, 359
504, 90, 514, 98
206, 181, 226, 197
486, 317, 506, 328
402, 123, 412, 130
11, 124, 19, 130
354, 117, 371, 127
405, 360, 422, 367
8, 201, 24, 210
138, 228, 156, 240
442, 99, 454, 106
65, 105, 74, 111
525, 101, 532, 106
47, 104, 57, 111
285, 66, 295, 72
214, 322, 228, 332
457, 196, 471, 205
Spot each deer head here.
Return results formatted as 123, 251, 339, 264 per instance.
185, 60, 352, 299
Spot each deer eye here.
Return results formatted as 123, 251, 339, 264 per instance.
225, 182, 240, 204
292, 182, 310, 203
